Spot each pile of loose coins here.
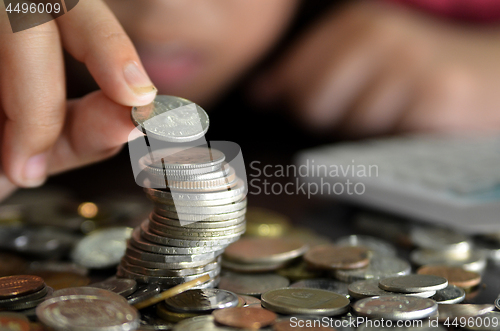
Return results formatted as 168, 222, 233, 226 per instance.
0, 276, 52, 312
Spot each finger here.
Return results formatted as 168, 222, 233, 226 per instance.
56, 0, 157, 106
0, 18, 66, 187
48, 91, 135, 175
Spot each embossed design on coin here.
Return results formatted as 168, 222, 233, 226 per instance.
353, 295, 437, 320
0, 275, 45, 299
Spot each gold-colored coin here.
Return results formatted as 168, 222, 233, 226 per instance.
245, 208, 290, 237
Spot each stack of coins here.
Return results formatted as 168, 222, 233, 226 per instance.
0, 275, 53, 311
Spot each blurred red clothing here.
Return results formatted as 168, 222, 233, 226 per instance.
389, 0, 500, 22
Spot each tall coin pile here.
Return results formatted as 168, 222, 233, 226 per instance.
118, 95, 247, 288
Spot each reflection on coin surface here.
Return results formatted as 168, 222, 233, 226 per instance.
410, 249, 487, 273
224, 237, 308, 264
334, 256, 411, 282
212, 307, 277, 329
218, 272, 289, 296
437, 304, 494, 322
290, 279, 349, 298
165, 289, 239, 313
378, 275, 448, 293
141, 147, 224, 170
336, 235, 397, 257
353, 296, 437, 320
89, 278, 137, 297
36, 295, 139, 331
431, 284, 465, 304
0, 275, 45, 299
304, 245, 370, 270
132, 95, 209, 142
348, 279, 435, 300
0, 312, 30, 331
261, 288, 350, 316
50, 287, 129, 304
417, 265, 481, 289
410, 227, 470, 253
126, 284, 161, 306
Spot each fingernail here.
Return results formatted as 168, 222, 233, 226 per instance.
124, 61, 157, 100
23, 153, 47, 187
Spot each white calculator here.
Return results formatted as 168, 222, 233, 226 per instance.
295, 134, 500, 234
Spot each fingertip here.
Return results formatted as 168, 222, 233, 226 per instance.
123, 61, 158, 106
21, 153, 48, 188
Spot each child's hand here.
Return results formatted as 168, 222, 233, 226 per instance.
257, 1, 500, 136
0, 0, 156, 195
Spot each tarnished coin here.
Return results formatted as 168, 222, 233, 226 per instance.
261, 288, 350, 316
353, 296, 437, 320
0, 312, 30, 331
173, 315, 235, 331
431, 284, 465, 304
71, 227, 133, 269
437, 304, 494, 323
126, 284, 161, 306
165, 289, 239, 313
348, 279, 436, 300
224, 237, 308, 264
89, 278, 137, 297
131, 95, 209, 142
334, 256, 411, 282
410, 249, 487, 273
218, 272, 289, 296
37, 295, 139, 331
463, 311, 500, 330
410, 227, 471, 253
417, 265, 481, 289
0, 253, 27, 277
0, 275, 45, 299
379, 275, 448, 293
336, 235, 397, 257
290, 279, 349, 298
304, 245, 370, 270
213, 307, 277, 329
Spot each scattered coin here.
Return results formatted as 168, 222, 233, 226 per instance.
89, 278, 137, 297
431, 284, 465, 304
0, 275, 45, 299
240, 295, 261, 307
131, 95, 209, 142
156, 301, 201, 323
223, 237, 308, 264
261, 288, 350, 316
334, 256, 411, 282
417, 265, 481, 289
218, 272, 289, 296
126, 284, 161, 306
336, 235, 397, 257
172, 315, 233, 331
304, 245, 370, 270
290, 279, 349, 298
277, 261, 323, 281
410, 249, 487, 273
379, 275, 448, 293
437, 304, 494, 323
165, 289, 239, 313
353, 296, 437, 320
213, 307, 277, 329
410, 227, 471, 253
348, 279, 436, 300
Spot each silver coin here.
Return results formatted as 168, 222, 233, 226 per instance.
153, 208, 247, 223
88, 278, 137, 297
431, 284, 465, 304
131, 95, 209, 142
117, 265, 221, 286
37, 294, 139, 331
0, 285, 49, 307
165, 288, 239, 313
353, 296, 437, 320
141, 147, 224, 170
218, 272, 289, 296
336, 235, 397, 257
379, 275, 448, 293
463, 311, 500, 330
129, 228, 225, 255
410, 226, 471, 253
120, 258, 220, 277
147, 219, 246, 239
126, 284, 161, 306
49, 287, 128, 304
348, 280, 436, 300
261, 288, 350, 316
334, 256, 411, 283
71, 227, 133, 269
2, 287, 53, 311
173, 315, 235, 331
122, 255, 219, 270
125, 245, 224, 263
410, 249, 487, 273
160, 199, 247, 215
151, 214, 246, 229
290, 279, 349, 298
437, 304, 494, 322
142, 163, 222, 178
147, 163, 232, 186
145, 180, 246, 202
140, 221, 241, 247
153, 193, 246, 208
